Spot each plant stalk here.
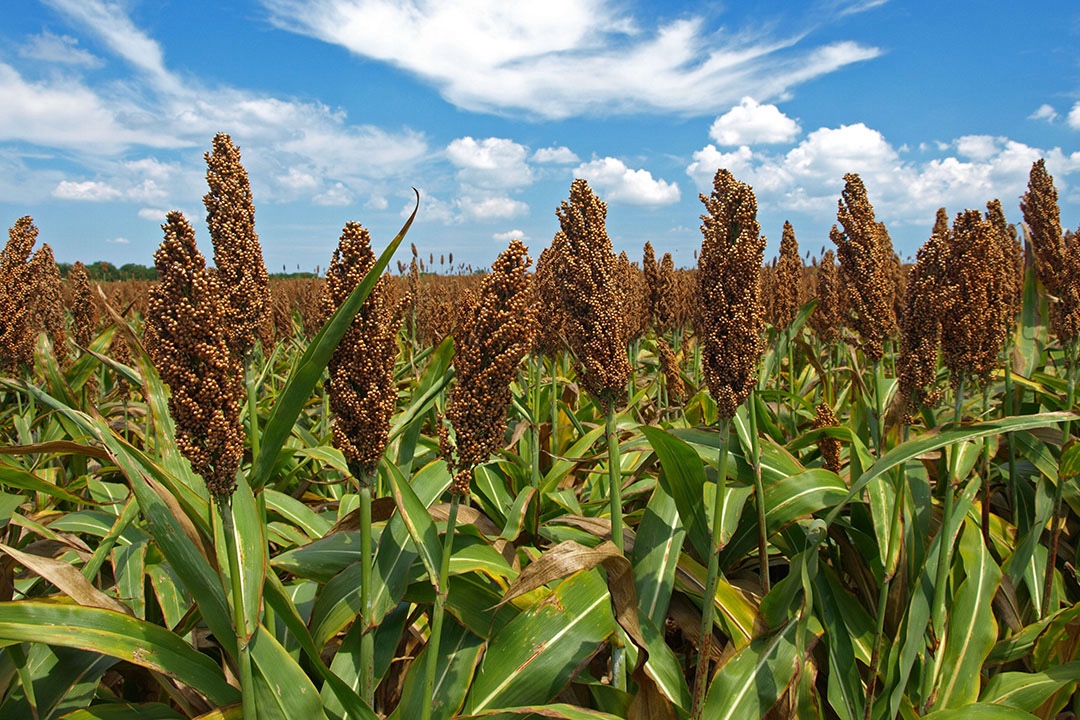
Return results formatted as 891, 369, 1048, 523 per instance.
359, 479, 375, 706
924, 378, 966, 705
1042, 340, 1078, 617
692, 414, 732, 719
421, 492, 461, 720
749, 392, 769, 593
605, 402, 626, 691
219, 496, 257, 720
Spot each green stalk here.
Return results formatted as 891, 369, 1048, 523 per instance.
749, 392, 768, 593
787, 327, 797, 440
1042, 340, 1078, 617
247, 362, 260, 469
870, 360, 885, 458
692, 415, 732, 719
421, 492, 461, 720
529, 354, 544, 539
359, 479, 375, 706
924, 378, 966, 703
219, 496, 257, 720
864, 427, 908, 719
605, 402, 626, 691
606, 404, 624, 553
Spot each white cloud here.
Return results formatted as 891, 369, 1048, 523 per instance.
19, 31, 103, 67
459, 195, 529, 220
1030, 104, 1058, 123
53, 180, 122, 201
1070, 102, 1080, 131
3, 0, 430, 214
262, 0, 880, 118
313, 182, 353, 206
532, 146, 579, 164
0, 63, 169, 152
138, 208, 168, 222
107, 237, 130, 245
686, 123, 1080, 229
493, 229, 529, 242
709, 97, 801, 145
446, 136, 532, 188
575, 157, 680, 205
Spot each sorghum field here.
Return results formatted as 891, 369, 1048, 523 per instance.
2, 133, 1080, 720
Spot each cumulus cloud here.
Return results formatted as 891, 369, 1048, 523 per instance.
709, 97, 801, 145
532, 146, 579, 164
686, 123, 1080, 229
1070, 102, 1080, 131
493, 229, 528, 242
1030, 104, 1058, 123
447, 136, 532, 188
53, 180, 122, 201
262, 0, 880, 118
459, 195, 529, 220
107, 237, 130, 244
575, 157, 680, 205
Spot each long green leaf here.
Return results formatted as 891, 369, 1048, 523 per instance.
933, 518, 1003, 710
390, 618, 484, 720
464, 570, 615, 713
702, 619, 801, 719
640, 425, 711, 561
0, 601, 239, 706
250, 191, 418, 490
385, 459, 442, 590
632, 481, 685, 629
825, 412, 1074, 529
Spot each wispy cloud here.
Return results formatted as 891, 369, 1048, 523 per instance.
6, 0, 431, 212
261, 0, 880, 118
18, 31, 103, 67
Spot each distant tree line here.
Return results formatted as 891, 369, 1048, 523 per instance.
57, 261, 318, 281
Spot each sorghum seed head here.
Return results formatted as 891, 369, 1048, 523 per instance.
204, 132, 270, 359
550, 179, 632, 409
697, 168, 766, 419
145, 211, 245, 497
830, 173, 898, 362
324, 222, 401, 481
445, 239, 537, 494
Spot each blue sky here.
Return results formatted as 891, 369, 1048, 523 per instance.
2, 0, 1078, 273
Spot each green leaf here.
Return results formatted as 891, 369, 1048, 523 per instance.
249, 625, 330, 720
59, 702, 187, 719
0, 460, 88, 505
824, 412, 1075, 529
702, 619, 801, 720
458, 704, 622, 719
632, 481, 685, 629
0, 601, 239, 706
386, 459, 442, 590
980, 661, 1080, 711
639, 425, 711, 562
814, 571, 866, 720
464, 570, 615, 713
923, 704, 1038, 719
933, 519, 1003, 710
214, 473, 266, 639
390, 618, 484, 720
250, 192, 418, 490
